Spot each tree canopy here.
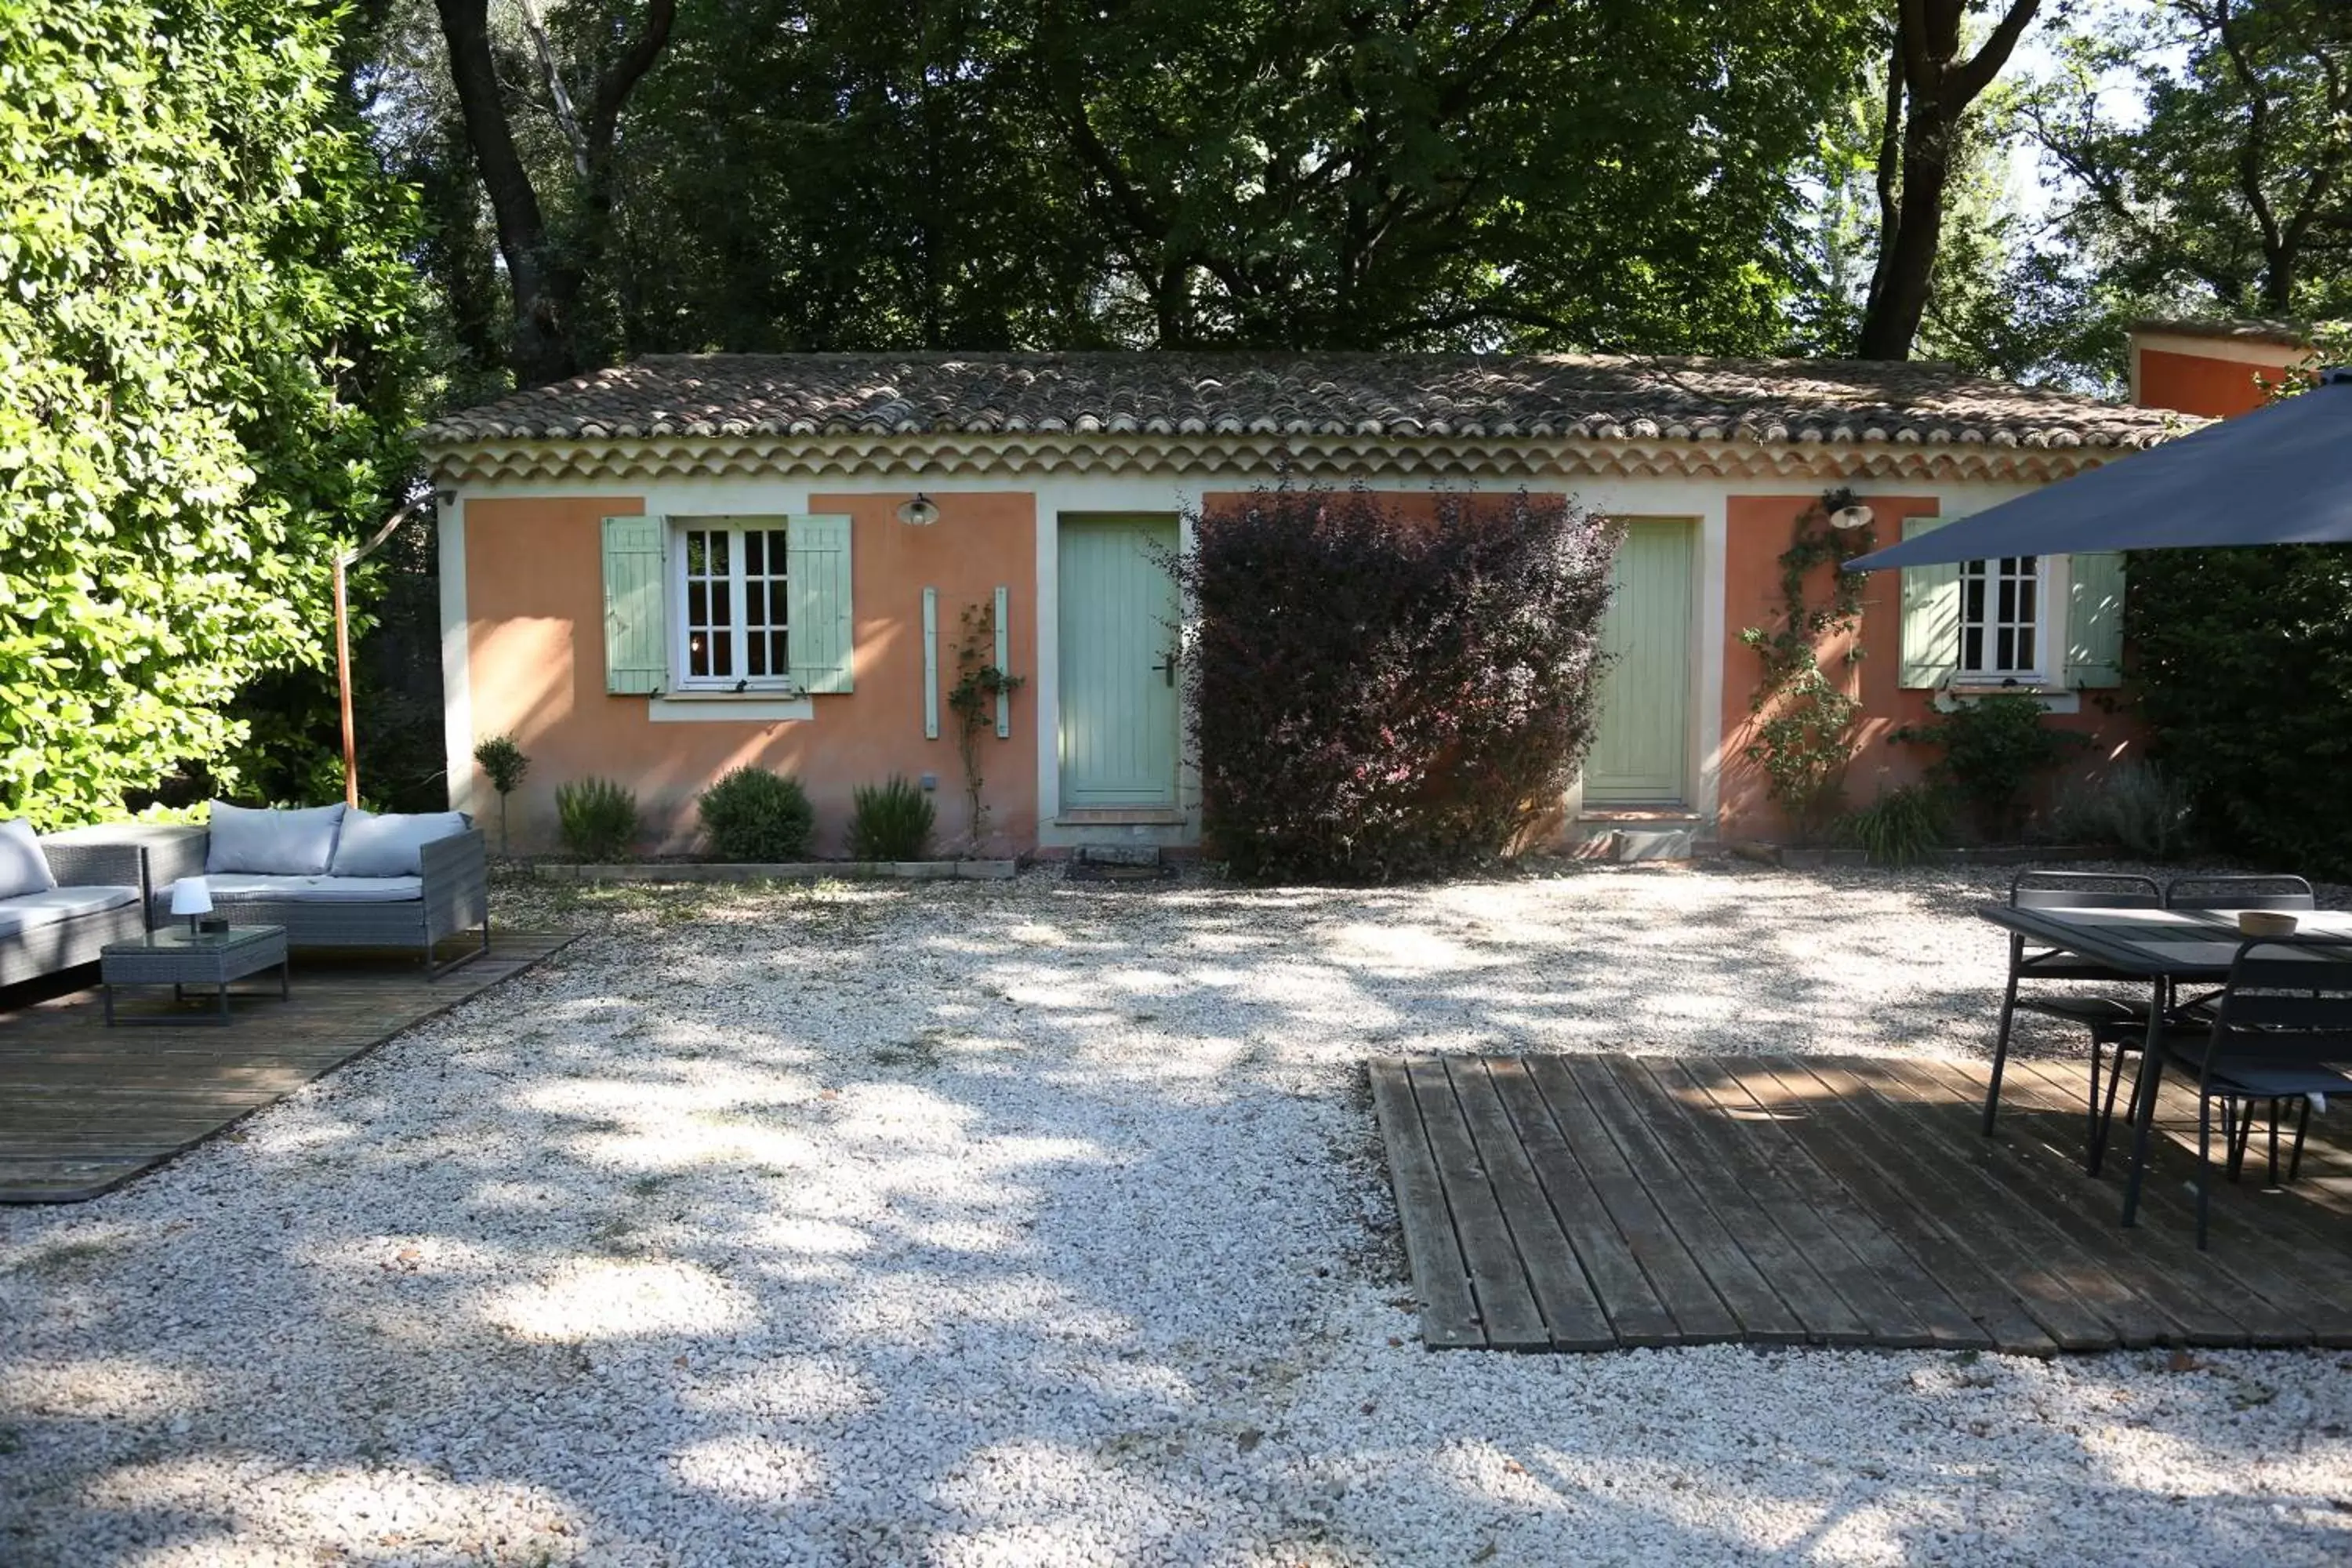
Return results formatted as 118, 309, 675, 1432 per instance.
0, 0, 428, 825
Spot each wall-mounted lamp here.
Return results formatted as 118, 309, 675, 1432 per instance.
895, 492, 941, 527
1821, 486, 1875, 531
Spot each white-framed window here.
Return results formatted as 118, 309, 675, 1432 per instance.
1957, 554, 2048, 682
674, 521, 792, 690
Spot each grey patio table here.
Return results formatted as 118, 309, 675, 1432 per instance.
1975, 902, 2352, 1224
102, 925, 290, 1025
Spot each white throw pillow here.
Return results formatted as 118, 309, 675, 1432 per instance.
0, 818, 57, 899
205, 801, 347, 876
328, 809, 468, 877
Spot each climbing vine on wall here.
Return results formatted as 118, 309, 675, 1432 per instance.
1737, 507, 1875, 840
945, 601, 1025, 851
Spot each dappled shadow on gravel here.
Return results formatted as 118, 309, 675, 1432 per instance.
2, 864, 2347, 1565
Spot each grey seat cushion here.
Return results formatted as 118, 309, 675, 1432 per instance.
199, 873, 424, 905
0, 818, 57, 900
206, 802, 347, 876
328, 810, 467, 877
0, 885, 138, 936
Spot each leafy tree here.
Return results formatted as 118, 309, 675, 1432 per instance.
1857, 0, 2045, 360
0, 0, 429, 827
2024, 0, 2352, 322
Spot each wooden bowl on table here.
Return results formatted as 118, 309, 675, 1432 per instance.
2238, 910, 2299, 938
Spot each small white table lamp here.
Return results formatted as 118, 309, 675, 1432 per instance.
170, 877, 212, 936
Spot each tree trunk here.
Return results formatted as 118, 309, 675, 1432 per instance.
1857, 0, 2041, 361
434, 0, 577, 387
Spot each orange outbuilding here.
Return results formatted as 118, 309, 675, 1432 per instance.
421, 350, 2253, 859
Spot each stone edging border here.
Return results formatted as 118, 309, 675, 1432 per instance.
524, 859, 1019, 884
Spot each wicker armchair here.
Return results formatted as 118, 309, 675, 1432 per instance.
0, 838, 150, 988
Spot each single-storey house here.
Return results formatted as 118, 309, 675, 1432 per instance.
419, 350, 2194, 860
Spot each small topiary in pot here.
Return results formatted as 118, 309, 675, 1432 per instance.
699, 767, 815, 862
848, 775, 935, 861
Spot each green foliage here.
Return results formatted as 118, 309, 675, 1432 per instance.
0, 0, 428, 827
2049, 760, 2198, 860
2127, 542, 2352, 877
1174, 484, 1617, 883
1894, 695, 2085, 840
555, 777, 639, 862
698, 768, 815, 862
946, 603, 1024, 851
1737, 508, 1874, 841
2023, 1, 2352, 342
403, 0, 1877, 364
1835, 784, 1952, 868
848, 776, 937, 862
474, 734, 530, 855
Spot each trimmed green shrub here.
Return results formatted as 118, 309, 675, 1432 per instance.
1836, 783, 1951, 866
1894, 695, 2085, 840
472, 735, 530, 855
555, 778, 639, 862
849, 775, 936, 861
699, 768, 815, 862
1174, 482, 1618, 882
2127, 543, 2352, 878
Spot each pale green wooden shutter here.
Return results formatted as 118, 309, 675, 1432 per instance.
2064, 551, 2127, 688
601, 516, 666, 695
786, 514, 855, 693
1898, 515, 1960, 689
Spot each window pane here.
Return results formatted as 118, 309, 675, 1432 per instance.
688, 633, 710, 678
2018, 578, 2036, 625
712, 631, 732, 674
1998, 577, 2016, 623
1963, 626, 1983, 669
1963, 577, 1984, 621
713, 581, 731, 626
744, 531, 764, 575
771, 631, 789, 673
1996, 627, 2015, 670
769, 581, 789, 627
710, 532, 730, 572
746, 635, 767, 677
688, 581, 707, 626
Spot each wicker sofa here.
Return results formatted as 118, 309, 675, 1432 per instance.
140, 818, 491, 978
0, 836, 150, 988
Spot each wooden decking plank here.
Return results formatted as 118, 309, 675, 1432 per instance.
1762, 1057, 2123, 1352
1521, 1055, 1742, 1343
1634, 1058, 1886, 1346
2005, 1056, 2352, 1270
1443, 1059, 1616, 1350
1403, 1058, 1551, 1348
1980, 1059, 2352, 1343
1675, 1056, 1977, 1349
1485, 1057, 1680, 1347
1795, 1058, 2230, 1349
1706, 1058, 2037, 1351
1562, 1058, 1807, 1344
1367, 1059, 1485, 1349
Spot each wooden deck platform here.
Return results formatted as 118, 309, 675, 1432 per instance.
1371, 1053, 2352, 1354
0, 931, 575, 1203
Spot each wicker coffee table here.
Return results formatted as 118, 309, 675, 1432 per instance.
102, 926, 289, 1025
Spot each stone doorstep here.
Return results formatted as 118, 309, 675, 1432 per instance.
529, 859, 1019, 884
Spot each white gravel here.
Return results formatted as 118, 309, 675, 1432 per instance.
3, 861, 2348, 1566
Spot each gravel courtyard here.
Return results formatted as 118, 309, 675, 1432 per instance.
3, 862, 2348, 1566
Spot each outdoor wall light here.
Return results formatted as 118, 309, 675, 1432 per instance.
895, 492, 942, 527
1821, 486, 1875, 531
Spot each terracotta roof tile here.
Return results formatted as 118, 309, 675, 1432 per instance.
419, 351, 2185, 450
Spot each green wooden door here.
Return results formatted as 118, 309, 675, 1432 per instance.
1584, 518, 1696, 805
1058, 515, 1181, 808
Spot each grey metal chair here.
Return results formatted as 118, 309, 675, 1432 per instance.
2162, 873, 2318, 913
2118, 935, 2352, 1247
1984, 869, 2165, 1149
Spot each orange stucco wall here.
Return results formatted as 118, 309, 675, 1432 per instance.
463, 492, 1038, 856
1717, 494, 2137, 842
2136, 346, 2299, 419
